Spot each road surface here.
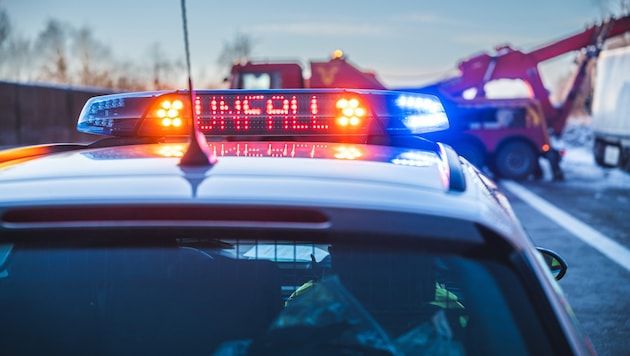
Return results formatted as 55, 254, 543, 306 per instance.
500, 146, 630, 356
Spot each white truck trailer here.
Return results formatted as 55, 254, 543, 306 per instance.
592, 45, 630, 170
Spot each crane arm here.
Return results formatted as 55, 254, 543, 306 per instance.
426, 13, 630, 135
529, 14, 630, 63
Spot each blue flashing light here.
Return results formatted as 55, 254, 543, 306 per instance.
394, 95, 449, 134
77, 91, 173, 136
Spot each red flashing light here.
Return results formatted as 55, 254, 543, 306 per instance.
191, 93, 366, 135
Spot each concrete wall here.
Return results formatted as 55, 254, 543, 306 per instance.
0, 81, 114, 146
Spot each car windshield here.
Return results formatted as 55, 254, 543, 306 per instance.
0, 234, 553, 355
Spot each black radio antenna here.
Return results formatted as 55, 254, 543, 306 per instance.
179, 0, 215, 167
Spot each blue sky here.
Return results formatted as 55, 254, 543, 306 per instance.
2, 0, 619, 88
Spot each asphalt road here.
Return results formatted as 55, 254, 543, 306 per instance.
498, 152, 630, 356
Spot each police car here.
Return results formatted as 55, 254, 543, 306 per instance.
0, 89, 593, 355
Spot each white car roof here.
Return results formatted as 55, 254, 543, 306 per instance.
0, 141, 525, 245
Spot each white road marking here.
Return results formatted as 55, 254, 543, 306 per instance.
501, 180, 630, 272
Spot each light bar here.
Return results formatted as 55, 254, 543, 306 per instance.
77, 89, 448, 138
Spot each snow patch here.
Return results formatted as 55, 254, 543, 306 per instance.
554, 122, 630, 188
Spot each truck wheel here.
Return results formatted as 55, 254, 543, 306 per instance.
494, 141, 536, 180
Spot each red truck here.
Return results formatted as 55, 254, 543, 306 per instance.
229, 15, 630, 180
228, 50, 386, 90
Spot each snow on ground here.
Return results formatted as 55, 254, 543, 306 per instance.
544, 122, 630, 188
560, 145, 630, 188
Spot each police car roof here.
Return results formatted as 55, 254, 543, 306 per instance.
0, 88, 529, 247
0, 139, 524, 246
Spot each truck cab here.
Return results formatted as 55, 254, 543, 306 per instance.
421, 96, 554, 180
229, 51, 386, 90
228, 62, 305, 89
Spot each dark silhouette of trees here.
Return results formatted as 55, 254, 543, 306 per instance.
74, 27, 113, 87
0, 5, 255, 90
0, 7, 174, 90
36, 20, 70, 83
149, 43, 183, 90
217, 32, 255, 73
0, 8, 8, 48
0, 7, 34, 82
592, 0, 630, 16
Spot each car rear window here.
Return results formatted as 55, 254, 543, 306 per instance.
0, 237, 553, 355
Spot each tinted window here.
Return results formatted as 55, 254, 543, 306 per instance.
0, 238, 552, 355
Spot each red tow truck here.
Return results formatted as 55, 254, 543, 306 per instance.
414, 14, 630, 180
228, 50, 386, 90
229, 15, 630, 180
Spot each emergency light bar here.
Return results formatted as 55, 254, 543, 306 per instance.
77, 89, 448, 138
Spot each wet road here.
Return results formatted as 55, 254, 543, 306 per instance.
498, 148, 630, 356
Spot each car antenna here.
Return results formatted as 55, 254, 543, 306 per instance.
178, 0, 216, 167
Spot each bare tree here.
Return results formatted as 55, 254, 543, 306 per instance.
592, 0, 630, 16
112, 60, 149, 91
3, 36, 33, 81
36, 20, 71, 84
0, 7, 12, 75
73, 26, 113, 87
0, 8, 9, 50
149, 43, 184, 90
216, 32, 256, 73
0, 8, 35, 82
0, 11, 185, 90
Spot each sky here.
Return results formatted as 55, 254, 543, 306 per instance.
1, 0, 624, 89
